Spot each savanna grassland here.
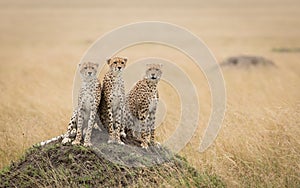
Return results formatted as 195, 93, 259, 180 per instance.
0, 0, 299, 187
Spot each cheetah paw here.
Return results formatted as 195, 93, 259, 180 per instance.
72, 140, 81, 145
107, 139, 115, 144
84, 142, 92, 147
61, 137, 71, 145
117, 140, 125, 145
141, 143, 149, 150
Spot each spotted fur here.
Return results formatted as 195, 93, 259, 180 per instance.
99, 57, 127, 145
125, 64, 162, 149
39, 62, 101, 147
62, 62, 102, 147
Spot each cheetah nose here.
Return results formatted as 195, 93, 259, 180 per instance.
118, 67, 122, 70
88, 72, 92, 75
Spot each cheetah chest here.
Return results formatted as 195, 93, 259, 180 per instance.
110, 79, 124, 112
149, 95, 158, 112
81, 83, 97, 110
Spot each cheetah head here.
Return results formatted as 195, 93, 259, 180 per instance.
145, 63, 163, 82
79, 62, 99, 79
107, 57, 127, 73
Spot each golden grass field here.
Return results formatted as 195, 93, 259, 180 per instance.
0, 0, 299, 187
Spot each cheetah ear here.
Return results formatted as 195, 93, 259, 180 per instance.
94, 63, 99, 68
106, 58, 111, 65
123, 57, 128, 63
79, 62, 86, 67
159, 63, 163, 69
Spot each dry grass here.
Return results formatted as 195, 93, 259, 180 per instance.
1, 142, 224, 187
181, 67, 300, 187
0, 0, 300, 187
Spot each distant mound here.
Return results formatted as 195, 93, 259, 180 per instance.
0, 142, 225, 187
221, 55, 275, 68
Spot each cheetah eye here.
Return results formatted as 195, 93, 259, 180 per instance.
91, 67, 94, 69
121, 62, 124, 64
84, 67, 87, 69
114, 61, 117, 64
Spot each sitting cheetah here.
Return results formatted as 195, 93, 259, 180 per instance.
125, 63, 163, 149
99, 57, 127, 145
62, 62, 102, 147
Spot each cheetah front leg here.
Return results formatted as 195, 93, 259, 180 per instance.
138, 107, 150, 149
140, 122, 150, 149
83, 108, 97, 147
107, 99, 115, 144
149, 110, 160, 148
120, 105, 126, 139
114, 105, 125, 145
120, 84, 126, 139
72, 104, 84, 145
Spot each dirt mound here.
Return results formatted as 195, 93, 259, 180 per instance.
0, 142, 225, 187
221, 55, 275, 68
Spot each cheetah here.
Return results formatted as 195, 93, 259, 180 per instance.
62, 62, 102, 147
125, 63, 163, 149
99, 57, 127, 145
